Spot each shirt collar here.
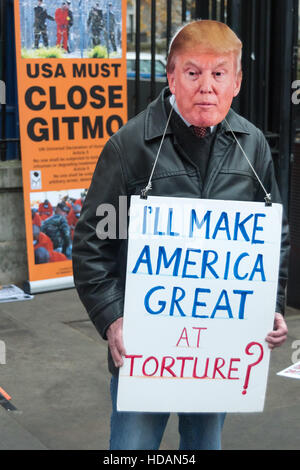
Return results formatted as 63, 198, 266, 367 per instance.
169, 94, 216, 133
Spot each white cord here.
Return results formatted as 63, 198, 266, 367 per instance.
141, 111, 272, 206
141, 105, 174, 199
224, 118, 272, 205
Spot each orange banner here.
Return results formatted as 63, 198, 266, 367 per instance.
14, 0, 127, 291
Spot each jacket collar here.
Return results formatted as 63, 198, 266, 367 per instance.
144, 87, 251, 141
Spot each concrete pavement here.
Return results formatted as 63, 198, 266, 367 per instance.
0, 288, 299, 450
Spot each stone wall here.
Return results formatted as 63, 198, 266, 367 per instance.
0, 160, 28, 285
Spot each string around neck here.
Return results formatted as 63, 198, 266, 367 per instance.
140, 109, 272, 207
140, 105, 174, 199
224, 118, 272, 206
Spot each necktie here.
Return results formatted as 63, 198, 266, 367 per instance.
191, 126, 210, 138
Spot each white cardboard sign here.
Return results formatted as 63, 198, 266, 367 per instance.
117, 196, 282, 412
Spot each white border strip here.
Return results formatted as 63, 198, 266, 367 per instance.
25, 276, 74, 294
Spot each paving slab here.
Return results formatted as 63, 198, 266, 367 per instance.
0, 406, 47, 450
0, 289, 299, 450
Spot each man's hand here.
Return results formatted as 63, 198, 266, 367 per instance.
106, 317, 126, 368
265, 312, 288, 350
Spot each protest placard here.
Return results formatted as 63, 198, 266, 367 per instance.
117, 195, 282, 412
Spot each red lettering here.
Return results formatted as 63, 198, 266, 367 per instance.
125, 354, 143, 376
228, 358, 241, 379
176, 327, 190, 347
142, 356, 159, 376
192, 327, 207, 347
176, 356, 193, 377
160, 356, 177, 377
212, 357, 226, 379
192, 357, 210, 378
125, 354, 242, 381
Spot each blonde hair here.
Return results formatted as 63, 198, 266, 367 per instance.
167, 20, 242, 74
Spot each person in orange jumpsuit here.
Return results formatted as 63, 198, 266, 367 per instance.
55, 2, 69, 51
38, 199, 53, 221
32, 208, 41, 227
33, 224, 67, 263
49, 250, 68, 262
67, 204, 81, 240
33, 224, 53, 252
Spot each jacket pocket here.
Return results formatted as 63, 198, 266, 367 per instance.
208, 169, 259, 201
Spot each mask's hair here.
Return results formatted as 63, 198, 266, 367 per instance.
167, 20, 242, 75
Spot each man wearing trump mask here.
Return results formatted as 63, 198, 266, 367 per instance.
72, 20, 289, 450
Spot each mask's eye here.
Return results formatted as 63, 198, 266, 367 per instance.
185, 69, 199, 81
214, 71, 225, 78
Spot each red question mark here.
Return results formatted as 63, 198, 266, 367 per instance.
242, 342, 264, 395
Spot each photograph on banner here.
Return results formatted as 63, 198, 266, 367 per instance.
117, 196, 283, 413
30, 188, 86, 264
19, 0, 122, 59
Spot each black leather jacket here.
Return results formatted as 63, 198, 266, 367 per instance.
72, 88, 289, 374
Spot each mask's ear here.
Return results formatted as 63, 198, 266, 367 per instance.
233, 71, 242, 98
167, 71, 176, 95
